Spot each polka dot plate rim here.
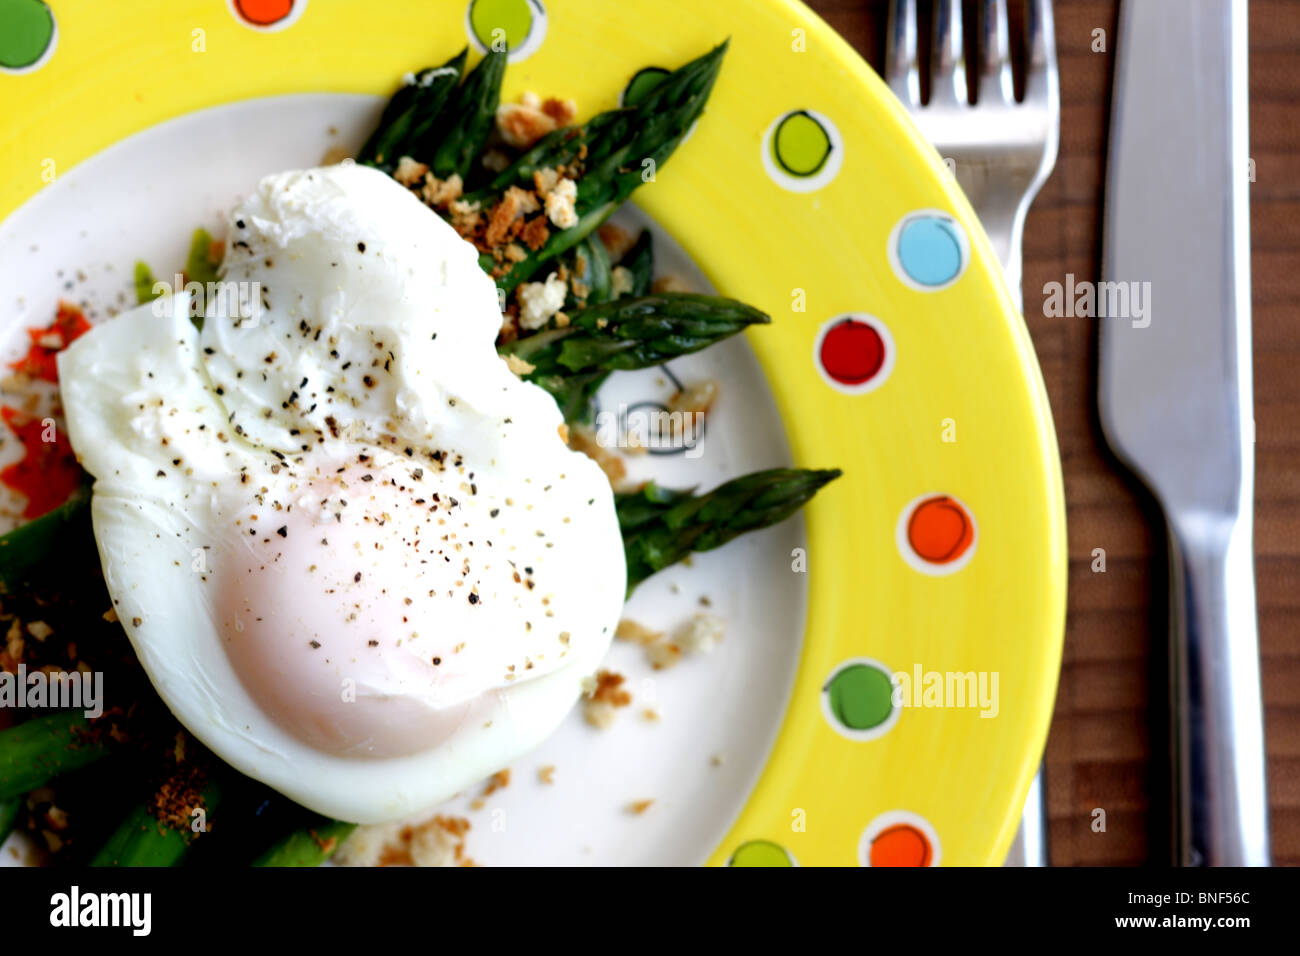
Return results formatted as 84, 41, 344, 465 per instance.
0, 0, 1066, 866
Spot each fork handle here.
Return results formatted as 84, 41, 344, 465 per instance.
1166, 513, 1269, 865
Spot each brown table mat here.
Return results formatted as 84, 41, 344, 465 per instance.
806, 0, 1299, 865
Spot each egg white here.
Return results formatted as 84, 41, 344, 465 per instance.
57, 165, 626, 823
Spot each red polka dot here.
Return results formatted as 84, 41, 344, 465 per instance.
869, 824, 933, 866
907, 495, 974, 564
819, 318, 885, 386
235, 0, 294, 26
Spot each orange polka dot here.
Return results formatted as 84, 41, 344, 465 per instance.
235, 0, 294, 26
907, 495, 973, 564
869, 824, 932, 867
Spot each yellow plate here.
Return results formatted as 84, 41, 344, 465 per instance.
0, 0, 1066, 865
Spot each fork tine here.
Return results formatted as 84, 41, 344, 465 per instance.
930, 0, 967, 106
977, 0, 1014, 105
885, 0, 920, 107
1023, 0, 1059, 104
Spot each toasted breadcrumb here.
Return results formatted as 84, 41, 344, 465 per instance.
646, 640, 683, 671
544, 177, 578, 229
484, 188, 527, 247
588, 669, 631, 705
610, 266, 635, 298
421, 172, 464, 206
336, 815, 475, 868
496, 101, 557, 149
516, 272, 567, 329
538, 765, 556, 785
448, 198, 483, 235
627, 800, 654, 815
504, 353, 536, 377
394, 156, 429, 187
651, 274, 690, 293
532, 167, 560, 197
616, 618, 663, 645
584, 701, 617, 729
568, 425, 628, 488
642, 708, 660, 722
542, 97, 578, 125
483, 769, 511, 796
583, 669, 632, 728
669, 380, 719, 417
674, 612, 725, 655
596, 224, 635, 261
520, 214, 550, 251
508, 185, 541, 215
480, 148, 511, 173
102, 608, 118, 623
321, 146, 351, 165
557, 423, 570, 445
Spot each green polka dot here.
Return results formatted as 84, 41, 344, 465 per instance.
0, 0, 54, 70
622, 67, 669, 107
469, 0, 533, 52
728, 840, 793, 867
825, 663, 894, 731
772, 111, 832, 177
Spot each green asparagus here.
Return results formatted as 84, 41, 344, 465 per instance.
185, 228, 220, 286
133, 262, 159, 305
90, 781, 223, 867
618, 468, 843, 593
0, 484, 90, 593
426, 49, 507, 180
567, 235, 612, 308
358, 48, 468, 171
468, 42, 727, 291
252, 817, 356, 867
0, 711, 111, 801
0, 795, 19, 845
501, 292, 769, 421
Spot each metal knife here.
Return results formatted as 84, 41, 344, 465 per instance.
1099, 0, 1268, 865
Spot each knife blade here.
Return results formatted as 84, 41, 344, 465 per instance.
1098, 0, 1268, 865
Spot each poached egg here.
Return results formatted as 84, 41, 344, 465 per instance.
57, 163, 626, 823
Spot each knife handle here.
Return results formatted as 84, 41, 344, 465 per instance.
1167, 514, 1270, 865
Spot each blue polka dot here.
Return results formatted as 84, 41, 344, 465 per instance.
896, 217, 964, 287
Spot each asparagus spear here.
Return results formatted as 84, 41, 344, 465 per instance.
133, 262, 159, 305
252, 817, 356, 867
465, 110, 627, 202
501, 292, 769, 421
0, 795, 19, 846
0, 483, 90, 593
358, 48, 468, 171
426, 50, 507, 180
90, 781, 223, 867
473, 42, 727, 291
0, 711, 111, 801
185, 228, 220, 286
617, 468, 843, 593
566, 235, 612, 309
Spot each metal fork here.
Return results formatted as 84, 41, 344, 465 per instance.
886, 0, 1059, 312
886, 0, 1060, 865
